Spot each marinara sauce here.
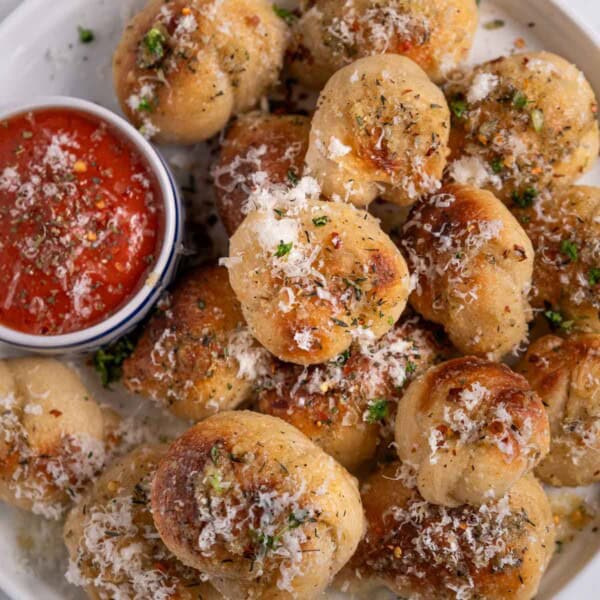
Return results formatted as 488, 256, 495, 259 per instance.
0, 109, 162, 335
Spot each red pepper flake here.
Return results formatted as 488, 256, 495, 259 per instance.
330, 232, 342, 249
244, 15, 260, 27
153, 561, 167, 573
488, 420, 504, 435
49, 409, 63, 418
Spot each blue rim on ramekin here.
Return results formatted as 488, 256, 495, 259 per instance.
0, 96, 183, 354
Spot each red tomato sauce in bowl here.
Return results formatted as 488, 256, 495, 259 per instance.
0, 108, 163, 335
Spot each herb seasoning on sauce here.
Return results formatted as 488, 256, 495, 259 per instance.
0, 109, 162, 335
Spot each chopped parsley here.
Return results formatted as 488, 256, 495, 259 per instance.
253, 530, 278, 554
138, 26, 167, 68
511, 187, 538, 208
483, 19, 505, 30
450, 97, 468, 119
544, 309, 573, 332
287, 169, 299, 185
206, 472, 225, 494
312, 215, 329, 227
335, 349, 351, 365
145, 27, 166, 55
405, 360, 417, 375
512, 91, 529, 110
272, 4, 297, 24
274, 241, 293, 257
93, 334, 137, 388
365, 399, 389, 423
251, 509, 313, 557
560, 239, 579, 262
588, 267, 600, 286
78, 26, 95, 44
197, 299, 206, 310
138, 97, 154, 112
490, 157, 504, 174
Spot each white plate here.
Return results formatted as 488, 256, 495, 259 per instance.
0, 0, 598, 599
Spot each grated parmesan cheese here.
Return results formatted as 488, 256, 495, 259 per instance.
466, 72, 499, 104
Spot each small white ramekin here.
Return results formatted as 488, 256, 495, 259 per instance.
0, 96, 183, 354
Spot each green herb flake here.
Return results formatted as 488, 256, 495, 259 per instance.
138, 26, 167, 68
406, 360, 417, 375
210, 445, 220, 465
560, 239, 579, 262
512, 91, 529, 110
272, 4, 296, 24
138, 98, 154, 112
450, 97, 468, 119
544, 309, 573, 332
206, 472, 225, 494
366, 399, 389, 424
145, 27, 166, 56
93, 334, 137, 388
511, 187, 538, 208
544, 309, 563, 327
484, 19, 505, 30
335, 349, 351, 365
287, 169, 299, 185
274, 241, 293, 257
197, 299, 206, 310
78, 26, 95, 43
490, 157, 504, 174
530, 108, 544, 132
257, 531, 279, 552
312, 215, 329, 227
588, 267, 600, 286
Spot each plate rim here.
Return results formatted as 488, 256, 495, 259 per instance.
0, 0, 598, 598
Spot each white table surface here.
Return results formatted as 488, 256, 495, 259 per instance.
0, 1, 597, 600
